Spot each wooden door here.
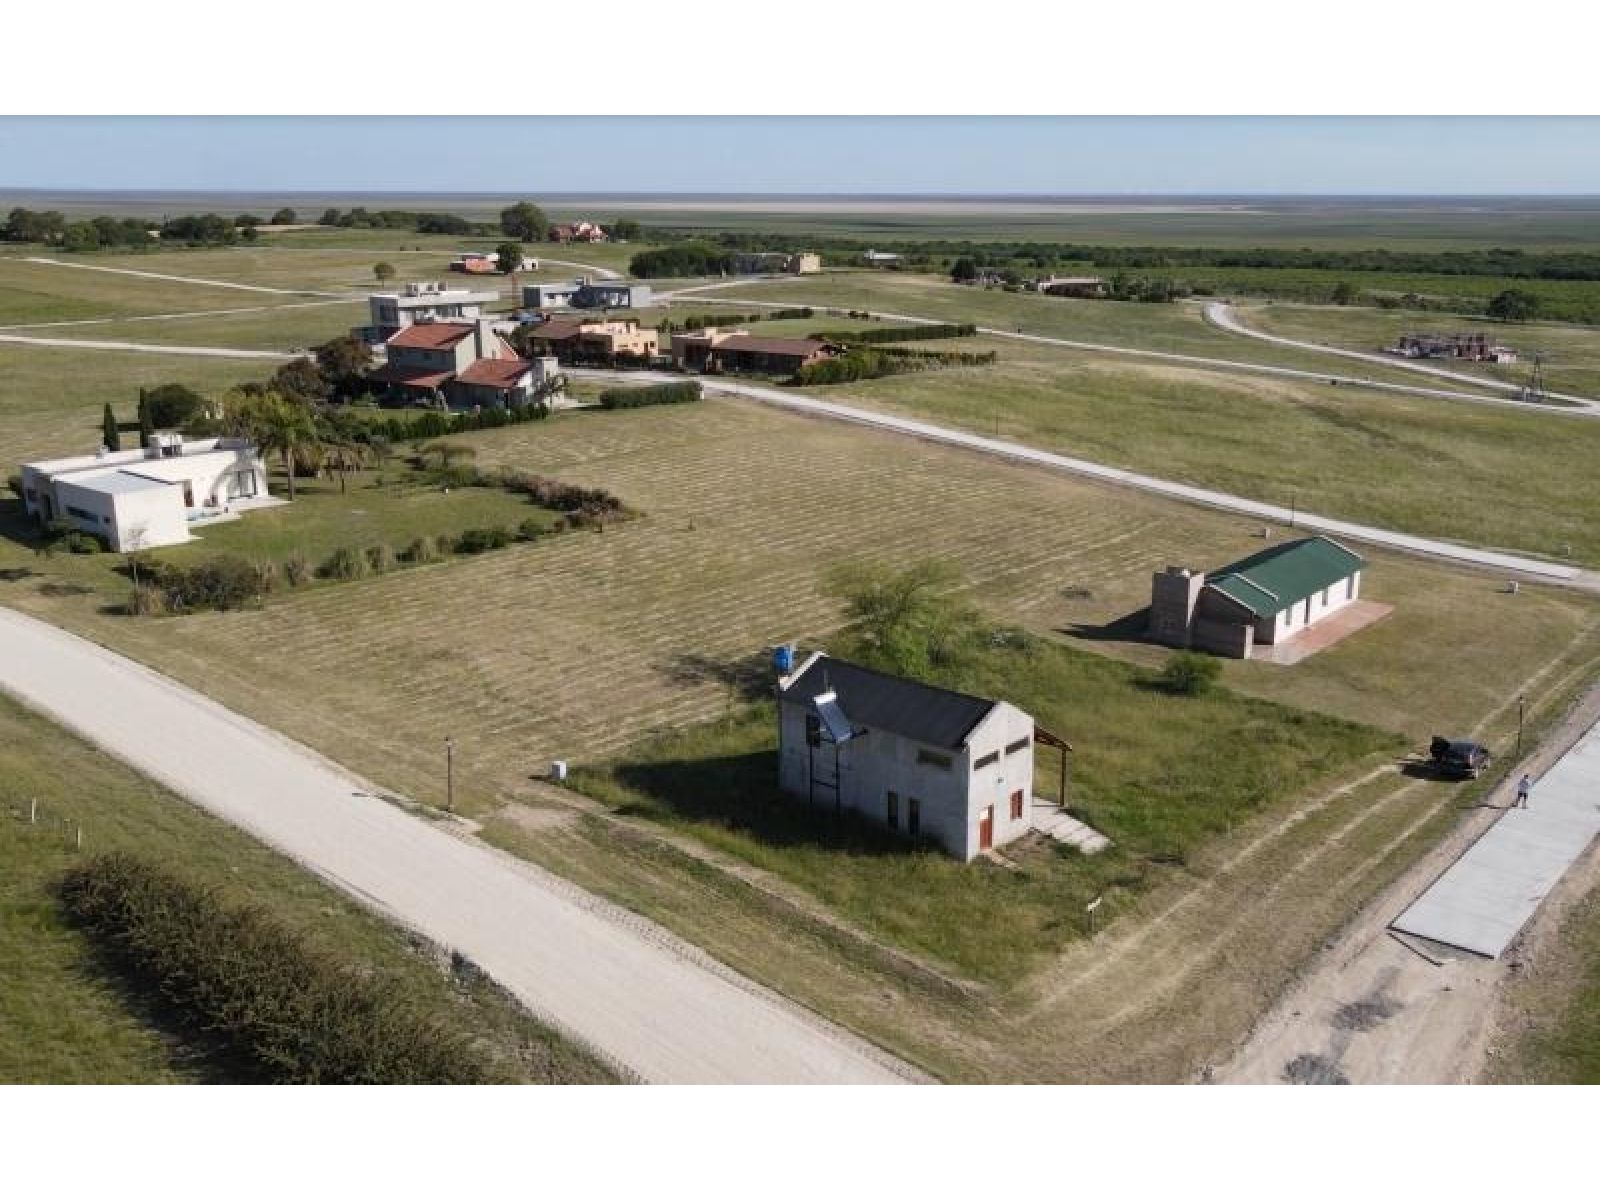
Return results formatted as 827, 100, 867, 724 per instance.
978, 805, 994, 851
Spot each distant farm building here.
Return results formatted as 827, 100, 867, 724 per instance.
862, 249, 901, 266
20, 435, 272, 551
448, 251, 538, 274
777, 652, 1061, 862
548, 221, 607, 244
521, 279, 654, 311
1388, 332, 1518, 363
1032, 276, 1106, 298
729, 251, 822, 275
1148, 536, 1367, 660
670, 329, 841, 375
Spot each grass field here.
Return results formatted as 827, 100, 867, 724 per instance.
0, 693, 617, 1084
0, 345, 276, 465
1486, 877, 1600, 1084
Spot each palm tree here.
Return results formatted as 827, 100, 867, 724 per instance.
318, 429, 370, 495
247, 392, 317, 501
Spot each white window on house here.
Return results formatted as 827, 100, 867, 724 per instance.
1346, 576, 1355, 600
973, 750, 1000, 772
886, 791, 899, 829
1004, 737, 1030, 756
1321, 588, 1330, 607
908, 798, 921, 838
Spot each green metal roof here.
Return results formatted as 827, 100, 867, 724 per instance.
1206, 536, 1365, 618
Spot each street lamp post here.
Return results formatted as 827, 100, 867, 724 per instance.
1516, 695, 1526, 758
445, 736, 456, 813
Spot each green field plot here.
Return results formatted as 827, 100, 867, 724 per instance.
0, 694, 616, 1084
0, 257, 316, 325
790, 343, 1600, 564
1487, 879, 1600, 1084
0, 345, 275, 464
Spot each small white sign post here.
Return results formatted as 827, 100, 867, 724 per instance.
1085, 894, 1104, 937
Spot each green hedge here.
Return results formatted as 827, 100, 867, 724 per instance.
816, 322, 977, 344
59, 853, 498, 1084
598, 381, 703, 409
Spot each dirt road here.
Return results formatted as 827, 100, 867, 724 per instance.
0, 607, 921, 1085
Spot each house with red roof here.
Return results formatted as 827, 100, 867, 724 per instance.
368, 319, 557, 409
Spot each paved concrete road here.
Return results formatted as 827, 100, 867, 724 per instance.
574, 368, 1594, 592
1205, 301, 1599, 413
1392, 716, 1600, 957
0, 608, 921, 1085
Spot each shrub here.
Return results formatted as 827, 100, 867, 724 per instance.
598, 381, 702, 410
147, 554, 263, 612
253, 560, 280, 594
320, 546, 369, 581
1158, 651, 1223, 696
63, 531, 104, 554
518, 518, 547, 542
366, 543, 398, 574
401, 535, 442, 564
815, 322, 977, 344
454, 526, 512, 555
58, 853, 497, 1084
283, 550, 313, 587
125, 583, 168, 617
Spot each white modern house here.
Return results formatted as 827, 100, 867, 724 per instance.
362, 281, 500, 343
776, 652, 1048, 861
19, 434, 271, 551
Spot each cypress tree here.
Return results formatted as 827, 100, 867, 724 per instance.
137, 388, 153, 449
102, 403, 121, 452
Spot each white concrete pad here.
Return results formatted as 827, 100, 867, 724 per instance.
1391, 718, 1600, 958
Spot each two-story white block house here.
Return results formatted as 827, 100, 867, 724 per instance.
361, 281, 500, 343
20, 434, 270, 551
776, 652, 1041, 861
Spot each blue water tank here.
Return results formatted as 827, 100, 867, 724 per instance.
772, 644, 794, 673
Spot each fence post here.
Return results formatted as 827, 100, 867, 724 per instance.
29, 797, 37, 824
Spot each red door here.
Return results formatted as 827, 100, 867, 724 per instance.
978, 805, 994, 851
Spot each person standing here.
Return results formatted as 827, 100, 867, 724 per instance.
1516, 773, 1533, 809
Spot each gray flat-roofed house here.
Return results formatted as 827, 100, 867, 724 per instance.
776, 652, 1039, 861
522, 280, 653, 310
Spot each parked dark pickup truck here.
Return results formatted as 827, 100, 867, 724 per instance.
1429, 736, 1492, 779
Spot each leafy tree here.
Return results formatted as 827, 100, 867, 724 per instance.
319, 208, 341, 226
236, 213, 263, 228
1330, 280, 1358, 306
373, 261, 396, 284
62, 222, 101, 252
499, 201, 548, 242
1487, 288, 1541, 323
610, 218, 641, 241
313, 335, 374, 401
950, 256, 979, 283
4, 207, 67, 244
142, 383, 207, 429
495, 240, 525, 274
270, 356, 330, 406
102, 403, 121, 452
270, 207, 297, 225
825, 559, 976, 679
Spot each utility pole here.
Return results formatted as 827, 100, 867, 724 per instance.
1289, 491, 1298, 529
445, 736, 456, 813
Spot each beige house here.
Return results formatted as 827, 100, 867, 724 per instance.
1148, 536, 1367, 660
670, 328, 840, 375
524, 317, 659, 362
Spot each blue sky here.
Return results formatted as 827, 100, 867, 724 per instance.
2, 117, 1598, 194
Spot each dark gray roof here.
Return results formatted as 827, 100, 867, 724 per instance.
781, 655, 997, 750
